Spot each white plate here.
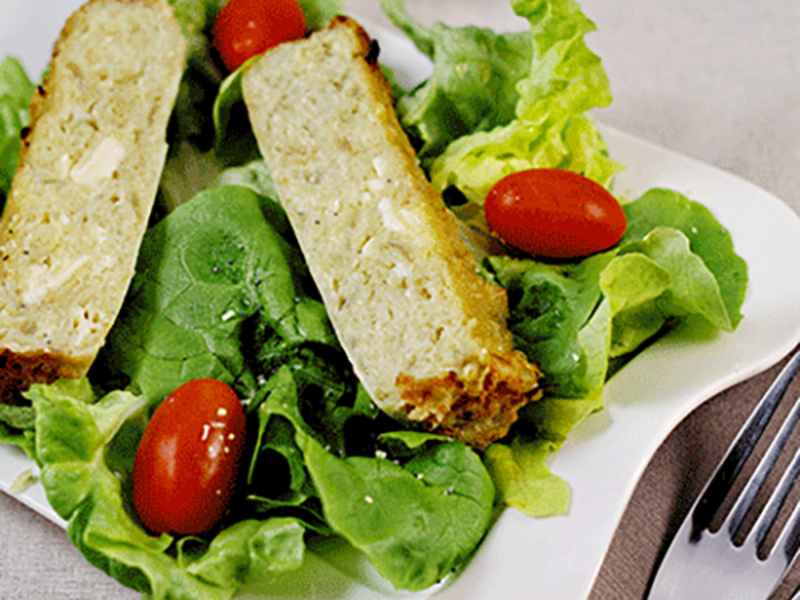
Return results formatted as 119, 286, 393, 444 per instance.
2, 4, 800, 599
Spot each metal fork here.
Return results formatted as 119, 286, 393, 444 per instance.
647, 350, 800, 600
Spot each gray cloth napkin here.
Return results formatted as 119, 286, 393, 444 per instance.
590, 346, 800, 599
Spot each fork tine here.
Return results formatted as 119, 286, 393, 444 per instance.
726, 386, 800, 542
772, 493, 800, 568
691, 351, 800, 538
754, 440, 800, 553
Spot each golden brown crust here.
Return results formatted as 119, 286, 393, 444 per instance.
397, 352, 542, 449
327, 16, 396, 104
0, 350, 85, 405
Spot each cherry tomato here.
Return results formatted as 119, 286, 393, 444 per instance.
132, 379, 246, 535
484, 168, 627, 259
212, 0, 307, 72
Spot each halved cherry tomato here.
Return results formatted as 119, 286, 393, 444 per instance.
212, 0, 307, 72
132, 379, 246, 535
484, 168, 627, 259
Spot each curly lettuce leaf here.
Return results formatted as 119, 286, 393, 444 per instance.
435, 115, 620, 215
381, 0, 531, 162
383, 0, 621, 229
0, 57, 35, 207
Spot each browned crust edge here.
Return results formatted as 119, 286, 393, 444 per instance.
325, 15, 394, 102
0, 350, 87, 405
396, 352, 542, 449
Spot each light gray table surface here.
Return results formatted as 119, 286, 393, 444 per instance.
0, 0, 798, 598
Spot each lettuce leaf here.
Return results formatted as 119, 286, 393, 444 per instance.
180, 518, 306, 588
484, 438, 571, 518
384, 0, 621, 232
487, 189, 748, 516
619, 187, 748, 329
92, 184, 341, 407
603, 228, 733, 356
302, 434, 493, 591
0, 56, 35, 209
489, 250, 614, 398
381, 0, 532, 163
296, 0, 346, 31
0, 403, 36, 455
24, 379, 308, 600
254, 367, 495, 592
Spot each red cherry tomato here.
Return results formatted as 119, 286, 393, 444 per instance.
212, 0, 307, 72
484, 168, 627, 259
132, 379, 246, 535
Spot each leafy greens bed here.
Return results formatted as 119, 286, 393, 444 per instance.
0, 0, 747, 598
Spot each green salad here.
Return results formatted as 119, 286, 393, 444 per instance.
0, 0, 748, 597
